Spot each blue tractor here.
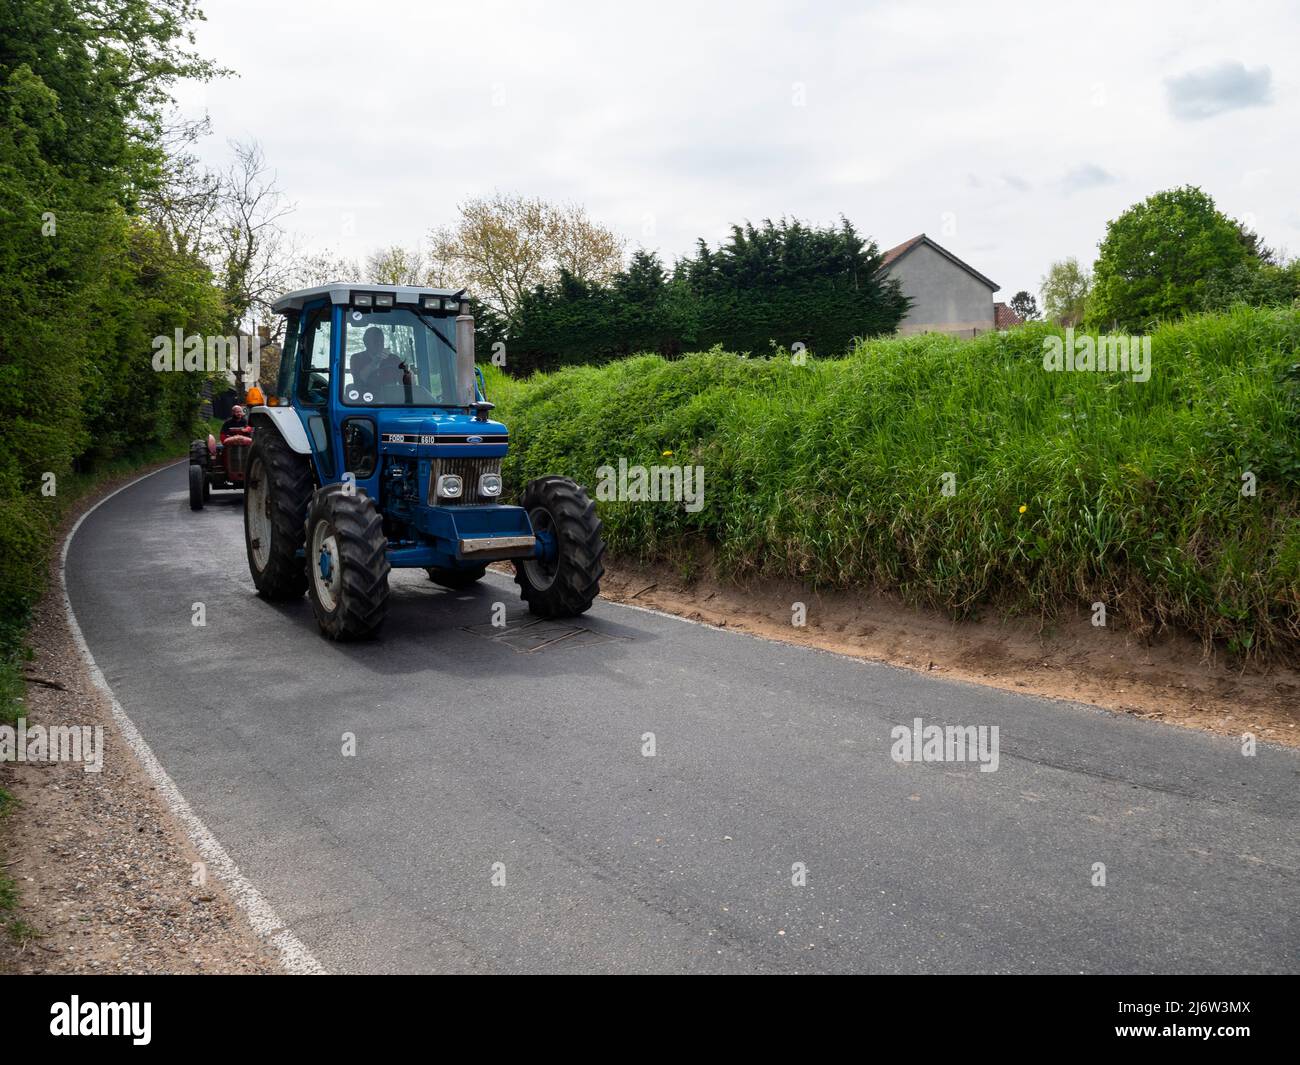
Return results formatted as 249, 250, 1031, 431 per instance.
242, 283, 604, 640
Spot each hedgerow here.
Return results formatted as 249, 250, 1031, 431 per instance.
488, 306, 1300, 661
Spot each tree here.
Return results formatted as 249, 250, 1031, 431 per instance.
292, 249, 360, 289
1200, 258, 1300, 313
1040, 259, 1091, 326
428, 193, 624, 322
365, 245, 426, 286
548, 201, 626, 286
0, 0, 223, 652
141, 116, 223, 261
1236, 222, 1277, 266
1009, 290, 1039, 321
508, 217, 908, 372
1088, 186, 1252, 329
216, 139, 298, 334
677, 217, 906, 354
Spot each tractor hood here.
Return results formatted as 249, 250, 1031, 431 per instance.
376, 410, 508, 457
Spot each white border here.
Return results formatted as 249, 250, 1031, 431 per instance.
60, 461, 326, 975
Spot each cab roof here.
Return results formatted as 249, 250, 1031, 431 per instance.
271, 283, 466, 314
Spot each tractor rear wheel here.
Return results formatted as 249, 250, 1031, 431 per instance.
188, 463, 205, 510
426, 565, 487, 589
514, 476, 605, 618
245, 431, 313, 600
306, 487, 390, 640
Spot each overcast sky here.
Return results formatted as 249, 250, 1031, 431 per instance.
174, 0, 1299, 297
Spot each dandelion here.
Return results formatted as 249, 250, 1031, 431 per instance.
1018, 504, 1027, 514
662, 450, 673, 457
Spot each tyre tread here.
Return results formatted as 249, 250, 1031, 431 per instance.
513, 477, 605, 617
245, 431, 313, 600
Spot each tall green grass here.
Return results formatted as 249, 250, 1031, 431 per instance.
487, 306, 1300, 661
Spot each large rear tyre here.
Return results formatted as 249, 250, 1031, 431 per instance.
245, 431, 313, 600
188, 463, 205, 510
426, 565, 487, 589
513, 476, 605, 618
306, 487, 390, 640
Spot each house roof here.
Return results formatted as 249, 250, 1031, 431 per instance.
880, 233, 999, 292
880, 234, 926, 267
994, 301, 1023, 328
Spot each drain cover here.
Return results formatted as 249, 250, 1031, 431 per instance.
462, 611, 626, 654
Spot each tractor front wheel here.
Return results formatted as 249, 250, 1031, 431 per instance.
188, 463, 205, 510
426, 565, 487, 589
306, 487, 390, 640
514, 476, 605, 618
245, 431, 313, 600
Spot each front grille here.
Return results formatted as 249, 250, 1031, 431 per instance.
227, 445, 249, 476
431, 457, 502, 505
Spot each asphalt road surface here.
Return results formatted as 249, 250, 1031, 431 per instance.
65, 463, 1299, 973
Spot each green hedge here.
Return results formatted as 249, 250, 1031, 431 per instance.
505, 220, 909, 374
488, 306, 1300, 661
0, 2, 221, 710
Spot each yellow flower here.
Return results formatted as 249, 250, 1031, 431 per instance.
662, 450, 673, 457
1018, 504, 1028, 514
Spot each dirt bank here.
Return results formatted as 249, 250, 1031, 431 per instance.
588, 560, 1300, 748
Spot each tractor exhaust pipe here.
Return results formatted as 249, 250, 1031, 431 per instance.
455, 308, 477, 408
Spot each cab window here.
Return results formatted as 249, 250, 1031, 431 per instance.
340, 307, 457, 407
296, 307, 332, 406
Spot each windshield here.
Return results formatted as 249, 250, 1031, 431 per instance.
340, 307, 460, 407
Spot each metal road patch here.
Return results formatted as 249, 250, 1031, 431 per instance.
462, 612, 627, 654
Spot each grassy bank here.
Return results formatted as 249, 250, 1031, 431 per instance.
488, 305, 1300, 661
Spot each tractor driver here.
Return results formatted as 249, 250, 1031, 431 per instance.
351, 327, 393, 390
221, 404, 248, 434
350, 326, 410, 398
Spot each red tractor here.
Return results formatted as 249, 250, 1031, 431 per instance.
189, 402, 256, 510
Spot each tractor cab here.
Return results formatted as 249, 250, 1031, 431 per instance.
241, 283, 604, 640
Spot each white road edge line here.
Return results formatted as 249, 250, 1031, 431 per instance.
60, 460, 327, 975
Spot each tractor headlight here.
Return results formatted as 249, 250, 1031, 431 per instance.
436, 474, 463, 499
478, 472, 502, 498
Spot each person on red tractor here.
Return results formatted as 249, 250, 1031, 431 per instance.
208, 402, 251, 463
221, 404, 249, 435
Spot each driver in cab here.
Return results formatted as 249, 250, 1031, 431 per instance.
350, 326, 411, 398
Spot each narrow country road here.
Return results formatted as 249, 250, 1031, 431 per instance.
64, 463, 1299, 973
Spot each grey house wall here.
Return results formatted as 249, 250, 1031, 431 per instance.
886, 243, 996, 336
